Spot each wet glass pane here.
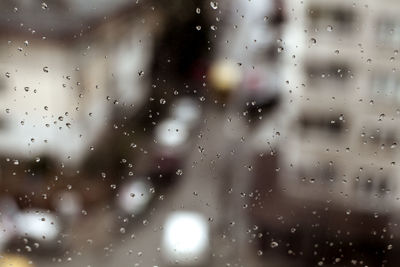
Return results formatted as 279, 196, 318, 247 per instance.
0, 0, 399, 266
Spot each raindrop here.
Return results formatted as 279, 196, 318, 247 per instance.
270, 241, 279, 248
210, 1, 218, 10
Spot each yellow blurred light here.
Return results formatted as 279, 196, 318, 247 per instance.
209, 60, 242, 92
0, 254, 32, 267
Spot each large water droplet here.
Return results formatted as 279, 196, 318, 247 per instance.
210, 1, 218, 10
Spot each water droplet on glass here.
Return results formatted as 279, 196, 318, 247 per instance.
210, 1, 218, 10
270, 241, 279, 248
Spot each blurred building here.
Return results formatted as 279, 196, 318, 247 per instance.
260, 0, 400, 264
281, 0, 400, 215
0, 0, 157, 166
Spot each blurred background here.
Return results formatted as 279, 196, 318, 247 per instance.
0, 0, 399, 266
